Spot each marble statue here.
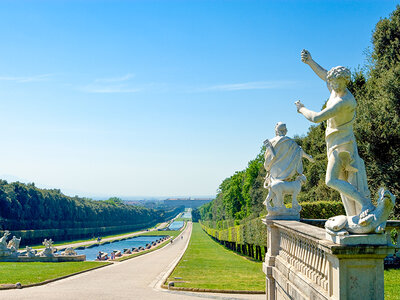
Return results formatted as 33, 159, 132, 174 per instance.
296, 49, 395, 235
0, 231, 12, 257
40, 238, 55, 257
7, 236, 21, 251
61, 247, 77, 256
0, 233, 84, 261
0, 231, 10, 250
263, 122, 314, 219
24, 246, 37, 258
325, 188, 396, 235
0, 231, 20, 257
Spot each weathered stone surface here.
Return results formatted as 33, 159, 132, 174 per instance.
263, 219, 394, 300
325, 232, 388, 246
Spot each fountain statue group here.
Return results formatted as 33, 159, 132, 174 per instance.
263, 49, 395, 240
0, 231, 80, 261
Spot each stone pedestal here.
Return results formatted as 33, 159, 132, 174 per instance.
329, 247, 390, 300
325, 232, 389, 246
263, 219, 395, 300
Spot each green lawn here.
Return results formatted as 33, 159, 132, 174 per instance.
167, 223, 265, 291
385, 269, 400, 300
0, 262, 109, 286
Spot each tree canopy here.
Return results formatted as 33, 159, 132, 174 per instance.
0, 180, 182, 230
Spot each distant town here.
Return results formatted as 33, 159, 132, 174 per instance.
124, 197, 213, 209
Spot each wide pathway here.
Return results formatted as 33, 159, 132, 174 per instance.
1, 222, 265, 300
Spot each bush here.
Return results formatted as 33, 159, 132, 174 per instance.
298, 201, 345, 219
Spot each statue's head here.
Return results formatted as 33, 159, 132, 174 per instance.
275, 122, 287, 136
327, 66, 351, 92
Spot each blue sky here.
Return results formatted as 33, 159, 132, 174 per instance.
0, 0, 397, 198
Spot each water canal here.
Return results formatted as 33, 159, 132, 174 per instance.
168, 221, 184, 230
181, 211, 192, 219
75, 235, 165, 261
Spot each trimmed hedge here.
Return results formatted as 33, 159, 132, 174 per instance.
298, 201, 345, 219
200, 217, 268, 261
200, 200, 346, 261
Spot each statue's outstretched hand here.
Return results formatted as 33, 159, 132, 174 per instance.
301, 49, 312, 64
263, 139, 273, 148
295, 100, 304, 112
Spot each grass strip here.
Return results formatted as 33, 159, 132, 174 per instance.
0, 262, 109, 286
166, 223, 265, 292
384, 269, 400, 300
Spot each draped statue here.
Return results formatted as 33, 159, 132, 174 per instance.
263, 122, 314, 219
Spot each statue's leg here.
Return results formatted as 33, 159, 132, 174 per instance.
291, 183, 301, 208
325, 151, 374, 217
275, 190, 285, 208
264, 191, 273, 206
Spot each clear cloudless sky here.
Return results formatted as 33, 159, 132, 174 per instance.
0, 0, 397, 198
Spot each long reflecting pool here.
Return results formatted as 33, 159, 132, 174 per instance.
75, 235, 165, 261
181, 211, 192, 219
168, 221, 184, 230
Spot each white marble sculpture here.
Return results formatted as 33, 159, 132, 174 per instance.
263, 122, 314, 219
0, 231, 12, 257
296, 49, 396, 235
0, 231, 10, 250
0, 231, 20, 257
40, 238, 55, 257
24, 246, 37, 258
325, 188, 396, 235
7, 235, 21, 252
61, 247, 77, 256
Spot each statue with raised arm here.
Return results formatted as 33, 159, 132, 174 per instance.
263, 122, 314, 220
296, 50, 395, 236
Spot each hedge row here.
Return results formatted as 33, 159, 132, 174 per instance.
201, 217, 267, 261
199, 201, 346, 261
201, 218, 268, 247
298, 201, 345, 219
200, 201, 345, 247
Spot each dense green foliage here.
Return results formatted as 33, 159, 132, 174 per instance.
0, 180, 183, 230
191, 208, 201, 222
200, 218, 267, 261
199, 6, 400, 226
296, 201, 345, 219
198, 151, 267, 223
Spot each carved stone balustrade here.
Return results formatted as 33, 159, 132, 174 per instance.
263, 219, 396, 300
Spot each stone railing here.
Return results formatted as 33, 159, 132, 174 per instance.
263, 219, 396, 300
